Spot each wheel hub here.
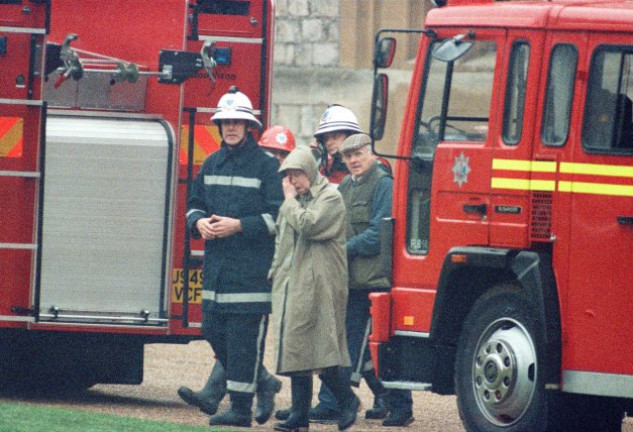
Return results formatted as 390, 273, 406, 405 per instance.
472, 319, 537, 427
476, 339, 514, 403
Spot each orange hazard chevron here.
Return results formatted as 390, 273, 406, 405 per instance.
0, 117, 23, 158
180, 124, 221, 165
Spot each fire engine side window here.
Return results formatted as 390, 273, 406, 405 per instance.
541, 44, 578, 146
408, 39, 497, 254
582, 47, 633, 153
503, 41, 530, 145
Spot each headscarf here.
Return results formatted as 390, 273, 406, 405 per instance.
279, 146, 330, 198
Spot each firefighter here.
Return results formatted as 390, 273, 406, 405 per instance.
270, 146, 360, 432
258, 125, 296, 163
311, 104, 391, 185
311, 104, 363, 185
182, 87, 283, 428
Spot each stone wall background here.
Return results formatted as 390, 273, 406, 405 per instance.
270, 0, 429, 150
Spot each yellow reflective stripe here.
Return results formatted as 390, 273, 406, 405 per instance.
532, 161, 557, 173
560, 162, 633, 178
491, 159, 633, 196
492, 158, 557, 173
491, 177, 529, 189
492, 159, 531, 171
559, 180, 633, 197
204, 175, 262, 188
530, 179, 556, 190
558, 181, 572, 192
491, 177, 556, 191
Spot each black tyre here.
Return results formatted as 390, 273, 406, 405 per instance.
455, 283, 547, 432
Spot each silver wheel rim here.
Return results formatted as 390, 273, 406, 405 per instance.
471, 317, 537, 427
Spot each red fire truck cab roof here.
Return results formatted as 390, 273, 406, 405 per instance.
428, 0, 633, 31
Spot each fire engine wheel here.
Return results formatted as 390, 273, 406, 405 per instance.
455, 283, 547, 432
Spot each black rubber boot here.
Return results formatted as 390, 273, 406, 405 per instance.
177, 361, 227, 415
275, 407, 292, 421
362, 370, 389, 420
209, 392, 253, 428
382, 409, 414, 427
254, 367, 283, 424
319, 369, 360, 431
274, 375, 312, 432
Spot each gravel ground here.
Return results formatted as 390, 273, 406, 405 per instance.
2, 338, 632, 431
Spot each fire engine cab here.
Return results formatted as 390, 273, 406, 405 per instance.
0, 0, 273, 390
369, 0, 633, 430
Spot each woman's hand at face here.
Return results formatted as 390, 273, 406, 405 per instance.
282, 176, 297, 200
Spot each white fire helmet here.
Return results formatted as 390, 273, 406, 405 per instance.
313, 105, 362, 138
211, 88, 262, 129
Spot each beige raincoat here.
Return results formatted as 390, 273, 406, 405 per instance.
269, 147, 351, 375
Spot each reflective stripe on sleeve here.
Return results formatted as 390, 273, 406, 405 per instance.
187, 208, 206, 218
262, 213, 276, 235
205, 175, 262, 189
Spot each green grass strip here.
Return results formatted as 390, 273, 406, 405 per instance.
0, 402, 231, 432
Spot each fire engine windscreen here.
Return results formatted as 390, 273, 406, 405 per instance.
407, 39, 496, 254
416, 39, 496, 158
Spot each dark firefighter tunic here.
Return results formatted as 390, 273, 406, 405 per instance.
186, 135, 283, 315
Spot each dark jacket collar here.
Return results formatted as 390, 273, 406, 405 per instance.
217, 134, 260, 167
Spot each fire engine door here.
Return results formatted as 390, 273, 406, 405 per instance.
389, 30, 503, 334
421, 30, 506, 253
37, 113, 173, 326
563, 35, 633, 381
489, 30, 546, 247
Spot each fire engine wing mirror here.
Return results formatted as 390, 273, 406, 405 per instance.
433, 34, 473, 62
374, 37, 396, 68
371, 73, 389, 141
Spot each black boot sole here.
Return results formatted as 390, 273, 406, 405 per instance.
365, 409, 388, 420
274, 423, 309, 432
383, 415, 415, 427
208, 409, 252, 427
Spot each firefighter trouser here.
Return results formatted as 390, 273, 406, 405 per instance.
202, 306, 268, 398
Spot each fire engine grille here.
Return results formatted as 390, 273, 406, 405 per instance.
530, 192, 552, 241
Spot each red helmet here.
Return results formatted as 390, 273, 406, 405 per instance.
258, 125, 296, 153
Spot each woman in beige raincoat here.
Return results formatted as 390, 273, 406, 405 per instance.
270, 147, 359, 432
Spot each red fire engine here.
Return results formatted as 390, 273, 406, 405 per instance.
369, 0, 633, 430
0, 0, 274, 390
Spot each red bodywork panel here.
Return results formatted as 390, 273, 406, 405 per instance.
371, 0, 633, 395
0, 0, 274, 337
